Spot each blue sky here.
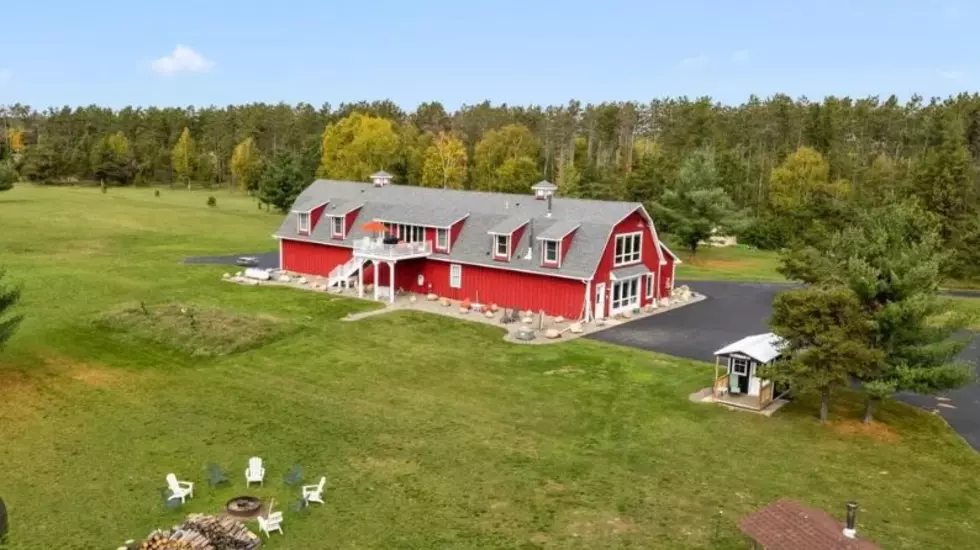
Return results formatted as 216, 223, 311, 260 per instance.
0, 0, 976, 109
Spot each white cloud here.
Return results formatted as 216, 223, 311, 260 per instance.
679, 54, 709, 69
0, 69, 11, 84
151, 45, 214, 76
731, 50, 751, 64
939, 69, 966, 80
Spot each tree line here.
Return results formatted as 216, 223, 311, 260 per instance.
2, 95, 980, 278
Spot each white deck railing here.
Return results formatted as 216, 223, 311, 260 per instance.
353, 238, 432, 260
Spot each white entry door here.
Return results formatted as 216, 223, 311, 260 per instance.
595, 282, 606, 320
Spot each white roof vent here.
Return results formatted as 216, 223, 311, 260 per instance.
370, 170, 393, 187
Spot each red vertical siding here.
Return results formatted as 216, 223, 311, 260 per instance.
560, 229, 577, 266
281, 239, 352, 276
308, 204, 327, 233
344, 207, 362, 236
510, 225, 526, 260
449, 218, 465, 250
421, 261, 585, 319
589, 209, 663, 318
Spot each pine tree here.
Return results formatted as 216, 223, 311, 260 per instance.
0, 269, 23, 350
257, 151, 306, 213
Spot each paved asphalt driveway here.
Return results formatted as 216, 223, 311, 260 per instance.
183, 251, 280, 270
589, 280, 980, 451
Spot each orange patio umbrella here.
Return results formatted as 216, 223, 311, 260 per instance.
361, 220, 386, 233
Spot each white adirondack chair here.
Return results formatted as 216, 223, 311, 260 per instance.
257, 499, 283, 537
302, 476, 326, 505
165, 473, 194, 503
245, 457, 265, 487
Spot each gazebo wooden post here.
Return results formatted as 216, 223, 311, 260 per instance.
714, 356, 720, 394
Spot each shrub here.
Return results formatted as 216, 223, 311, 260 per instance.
154, 189, 160, 197
0, 161, 16, 192
207, 196, 217, 208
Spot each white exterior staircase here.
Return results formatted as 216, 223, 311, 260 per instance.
327, 257, 364, 288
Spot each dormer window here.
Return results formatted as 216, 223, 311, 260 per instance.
543, 240, 559, 264
297, 212, 310, 233
331, 216, 344, 238
436, 228, 449, 251
494, 234, 510, 258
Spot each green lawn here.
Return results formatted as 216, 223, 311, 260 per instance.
0, 185, 978, 549
674, 246, 785, 282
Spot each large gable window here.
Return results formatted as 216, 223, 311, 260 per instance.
494, 234, 510, 258
297, 212, 310, 233
542, 240, 559, 264
332, 216, 344, 238
614, 232, 642, 266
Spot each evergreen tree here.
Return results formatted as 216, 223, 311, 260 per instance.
258, 151, 306, 213
90, 132, 135, 186
0, 161, 16, 191
0, 269, 23, 350
763, 287, 884, 422
653, 148, 742, 255
780, 201, 972, 422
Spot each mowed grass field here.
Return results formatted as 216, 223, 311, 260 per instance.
0, 186, 978, 549
674, 246, 785, 282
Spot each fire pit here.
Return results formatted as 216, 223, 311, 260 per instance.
225, 496, 263, 518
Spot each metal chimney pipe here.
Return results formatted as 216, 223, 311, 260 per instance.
546, 194, 552, 217
843, 502, 858, 539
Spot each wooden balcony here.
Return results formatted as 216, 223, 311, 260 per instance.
353, 239, 432, 261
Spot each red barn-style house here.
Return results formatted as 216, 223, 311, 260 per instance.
275, 172, 679, 321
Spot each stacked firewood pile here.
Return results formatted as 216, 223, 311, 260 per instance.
133, 514, 261, 550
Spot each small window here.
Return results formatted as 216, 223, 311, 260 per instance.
450, 264, 462, 288
436, 228, 449, 250
646, 273, 654, 298
332, 216, 344, 237
614, 232, 642, 266
297, 212, 310, 233
543, 240, 558, 263
494, 235, 509, 258
731, 357, 749, 376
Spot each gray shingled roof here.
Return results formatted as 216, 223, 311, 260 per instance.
610, 265, 650, 280
370, 170, 393, 178
275, 179, 652, 279
487, 216, 529, 235
324, 200, 363, 215
537, 220, 580, 240
531, 180, 558, 190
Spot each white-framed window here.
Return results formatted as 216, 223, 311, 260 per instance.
394, 224, 424, 243
610, 278, 640, 312
332, 216, 344, 238
614, 232, 642, 266
297, 212, 310, 233
494, 234, 509, 258
542, 240, 559, 264
730, 357, 750, 376
436, 228, 449, 250
449, 264, 462, 288
646, 273, 654, 299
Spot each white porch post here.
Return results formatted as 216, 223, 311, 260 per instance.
584, 280, 592, 322
357, 258, 364, 298
388, 261, 395, 304
371, 259, 379, 301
